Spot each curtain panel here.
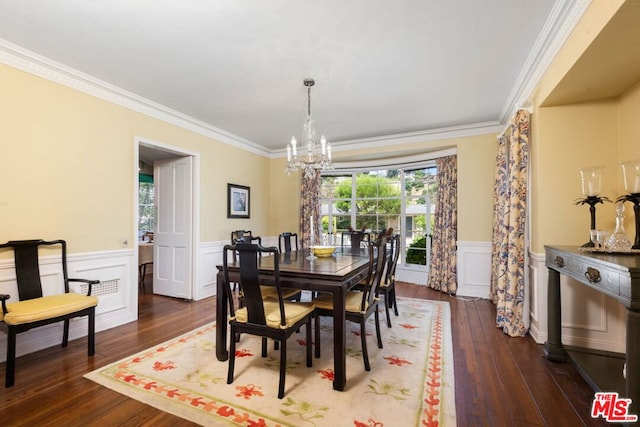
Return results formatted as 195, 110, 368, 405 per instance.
427, 155, 458, 294
490, 109, 529, 337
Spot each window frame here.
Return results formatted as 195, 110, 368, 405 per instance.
320, 163, 437, 272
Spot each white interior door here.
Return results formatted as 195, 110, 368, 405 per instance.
153, 156, 193, 299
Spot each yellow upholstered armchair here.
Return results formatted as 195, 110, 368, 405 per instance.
0, 239, 99, 387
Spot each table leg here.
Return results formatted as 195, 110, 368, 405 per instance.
544, 267, 567, 362
216, 271, 229, 361
626, 309, 640, 416
332, 287, 347, 391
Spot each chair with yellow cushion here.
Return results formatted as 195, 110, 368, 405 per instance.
312, 236, 387, 371
222, 241, 314, 399
0, 239, 99, 387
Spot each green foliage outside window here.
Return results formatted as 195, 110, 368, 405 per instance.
405, 235, 427, 265
139, 181, 154, 234
333, 173, 401, 231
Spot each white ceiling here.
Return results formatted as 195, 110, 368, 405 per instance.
0, 1, 583, 157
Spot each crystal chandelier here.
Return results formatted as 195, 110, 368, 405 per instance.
285, 78, 333, 177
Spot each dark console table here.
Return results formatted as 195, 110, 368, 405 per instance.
544, 245, 640, 414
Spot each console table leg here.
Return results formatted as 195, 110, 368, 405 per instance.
544, 268, 567, 362
626, 309, 640, 416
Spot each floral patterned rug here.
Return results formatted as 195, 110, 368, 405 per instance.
85, 297, 456, 426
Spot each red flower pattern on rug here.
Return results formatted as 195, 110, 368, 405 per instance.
421, 302, 445, 426
86, 299, 455, 426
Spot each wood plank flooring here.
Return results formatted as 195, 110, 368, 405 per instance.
0, 280, 607, 426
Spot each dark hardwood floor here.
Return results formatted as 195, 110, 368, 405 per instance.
0, 277, 607, 426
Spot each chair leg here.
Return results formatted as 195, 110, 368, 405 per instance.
5, 328, 16, 387
62, 319, 70, 347
360, 321, 370, 371
261, 337, 268, 357
88, 308, 96, 356
306, 317, 312, 367
314, 312, 321, 359
375, 310, 383, 349
391, 289, 399, 316
278, 338, 286, 399
384, 292, 392, 328
227, 325, 237, 385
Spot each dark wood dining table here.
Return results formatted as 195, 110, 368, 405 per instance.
215, 247, 370, 391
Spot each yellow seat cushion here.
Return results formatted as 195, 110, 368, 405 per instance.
260, 286, 300, 300
313, 291, 368, 313
380, 277, 392, 289
1, 293, 98, 325
233, 300, 314, 329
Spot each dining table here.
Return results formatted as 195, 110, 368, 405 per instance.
215, 246, 370, 391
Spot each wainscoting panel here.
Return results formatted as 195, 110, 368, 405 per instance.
197, 241, 224, 301
456, 241, 491, 298
0, 249, 137, 362
528, 249, 626, 353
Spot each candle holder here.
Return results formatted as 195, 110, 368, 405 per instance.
616, 193, 640, 249
574, 196, 610, 247
618, 160, 640, 249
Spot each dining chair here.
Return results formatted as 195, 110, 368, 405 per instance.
312, 236, 387, 371
0, 239, 99, 387
222, 242, 315, 398
229, 231, 260, 293
278, 232, 299, 253
341, 230, 370, 249
379, 234, 401, 327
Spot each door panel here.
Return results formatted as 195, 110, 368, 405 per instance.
153, 156, 193, 299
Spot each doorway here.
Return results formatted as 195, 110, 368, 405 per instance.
136, 138, 199, 300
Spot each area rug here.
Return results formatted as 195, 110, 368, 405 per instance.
85, 297, 456, 426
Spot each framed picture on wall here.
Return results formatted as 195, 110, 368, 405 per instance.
227, 183, 250, 218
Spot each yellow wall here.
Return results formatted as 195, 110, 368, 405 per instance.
0, 63, 272, 254
619, 81, 640, 164
269, 157, 300, 235
529, 0, 640, 252
531, 100, 619, 251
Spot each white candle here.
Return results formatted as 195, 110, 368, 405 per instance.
327, 145, 332, 160
291, 136, 297, 156
321, 136, 326, 155
634, 173, 640, 193
286, 145, 291, 162
587, 181, 594, 196
310, 216, 314, 237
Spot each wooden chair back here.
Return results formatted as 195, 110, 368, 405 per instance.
359, 236, 387, 311
0, 239, 71, 301
278, 232, 298, 253
230, 230, 252, 244
385, 234, 401, 285
223, 242, 285, 326
342, 231, 370, 248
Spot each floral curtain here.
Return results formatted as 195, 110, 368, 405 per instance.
299, 170, 322, 249
427, 155, 458, 293
490, 109, 529, 337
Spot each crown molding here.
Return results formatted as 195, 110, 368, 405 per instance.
0, 38, 270, 158
1, 1, 589, 161
499, 0, 591, 123
270, 121, 503, 159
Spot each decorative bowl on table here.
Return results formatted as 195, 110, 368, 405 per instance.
311, 245, 337, 257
